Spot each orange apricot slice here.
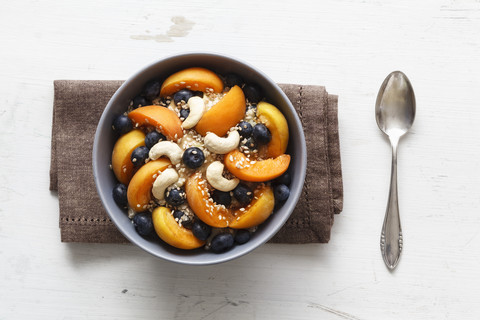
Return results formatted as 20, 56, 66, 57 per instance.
229, 185, 274, 229
127, 158, 171, 212
159, 67, 224, 97
128, 105, 183, 141
195, 85, 246, 136
257, 101, 289, 158
185, 173, 233, 228
224, 150, 290, 182
111, 129, 146, 185
152, 206, 205, 250
185, 173, 274, 229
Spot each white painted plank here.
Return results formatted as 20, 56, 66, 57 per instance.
1, 0, 480, 319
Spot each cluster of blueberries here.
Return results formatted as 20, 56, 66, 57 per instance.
110, 73, 291, 253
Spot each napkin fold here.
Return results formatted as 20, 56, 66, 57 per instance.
50, 80, 342, 244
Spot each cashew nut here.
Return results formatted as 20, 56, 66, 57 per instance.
206, 161, 239, 192
149, 141, 183, 164
204, 130, 240, 154
152, 168, 179, 200
182, 96, 205, 129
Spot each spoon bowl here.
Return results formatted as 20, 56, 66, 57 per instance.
376, 71, 416, 138
375, 71, 416, 270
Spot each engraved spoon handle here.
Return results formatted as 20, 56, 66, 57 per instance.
380, 137, 403, 270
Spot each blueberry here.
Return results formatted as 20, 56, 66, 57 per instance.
143, 80, 161, 100
192, 220, 211, 241
233, 183, 254, 206
132, 213, 154, 236
131, 146, 149, 167
112, 184, 128, 207
165, 187, 186, 207
145, 131, 165, 149
132, 95, 149, 109
253, 123, 272, 145
180, 108, 190, 120
173, 209, 184, 220
210, 233, 234, 253
274, 172, 291, 186
225, 73, 243, 87
182, 147, 205, 169
274, 184, 290, 202
212, 190, 232, 207
237, 121, 253, 138
173, 210, 193, 229
234, 229, 251, 245
112, 115, 132, 135
243, 84, 262, 103
173, 89, 194, 105
241, 137, 257, 150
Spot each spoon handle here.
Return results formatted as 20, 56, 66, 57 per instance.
381, 138, 403, 270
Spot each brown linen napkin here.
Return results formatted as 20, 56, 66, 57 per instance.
50, 80, 343, 244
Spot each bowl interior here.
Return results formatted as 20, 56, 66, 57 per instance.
93, 53, 306, 265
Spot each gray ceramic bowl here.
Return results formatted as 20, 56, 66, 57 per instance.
93, 52, 306, 265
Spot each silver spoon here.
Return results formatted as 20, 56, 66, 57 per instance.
375, 71, 416, 270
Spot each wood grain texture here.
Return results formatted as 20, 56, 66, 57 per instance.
1, 0, 480, 319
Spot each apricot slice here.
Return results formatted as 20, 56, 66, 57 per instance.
257, 101, 289, 158
127, 158, 171, 212
111, 129, 146, 185
185, 173, 274, 229
159, 67, 224, 97
128, 105, 183, 141
229, 186, 274, 229
195, 85, 246, 137
185, 173, 232, 227
224, 150, 290, 182
152, 206, 205, 250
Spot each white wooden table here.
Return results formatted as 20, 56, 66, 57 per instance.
2, 0, 480, 319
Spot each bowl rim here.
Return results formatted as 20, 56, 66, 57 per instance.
92, 52, 307, 265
